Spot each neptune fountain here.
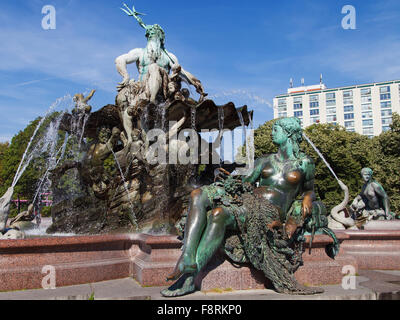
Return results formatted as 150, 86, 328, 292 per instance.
0, 2, 398, 297
45, 3, 253, 235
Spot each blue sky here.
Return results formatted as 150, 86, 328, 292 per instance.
1, 0, 400, 142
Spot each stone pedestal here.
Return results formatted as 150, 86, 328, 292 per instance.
339, 229, 400, 270
4, 229, 400, 292
130, 233, 357, 290
129, 234, 182, 286
0, 235, 132, 292
295, 233, 357, 286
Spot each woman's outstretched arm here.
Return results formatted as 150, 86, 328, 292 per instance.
242, 157, 270, 184
301, 158, 317, 219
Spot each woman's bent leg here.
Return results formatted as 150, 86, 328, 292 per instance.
196, 207, 235, 272
167, 188, 211, 281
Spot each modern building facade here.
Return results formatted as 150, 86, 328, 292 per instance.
273, 80, 400, 137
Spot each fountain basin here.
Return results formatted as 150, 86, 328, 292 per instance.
0, 233, 357, 292
0, 234, 133, 292
339, 229, 400, 270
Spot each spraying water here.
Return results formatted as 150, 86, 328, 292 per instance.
108, 147, 138, 228
217, 107, 225, 164
302, 133, 340, 182
218, 106, 225, 132
60, 133, 69, 161
246, 115, 255, 170
32, 140, 68, 207
236, 109, 246, 146
12, 95, 73, 188
209, 90, 273, 109
191, 106, 197, 131
78, 113, 90, 149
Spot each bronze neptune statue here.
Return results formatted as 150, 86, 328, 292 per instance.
161, 117, 339, 297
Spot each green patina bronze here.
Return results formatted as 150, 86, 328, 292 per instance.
350, 167, 395, 226
162, 117, 339, 297
121, 3, 174, 81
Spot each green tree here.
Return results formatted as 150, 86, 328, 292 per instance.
254, 119, 278, 157
302, 123, 372, 211
0, 142, 9, 186
369, 113, 400, 214
0, 112, 65, 201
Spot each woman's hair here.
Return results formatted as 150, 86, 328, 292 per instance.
361, 167, 373, 176
275, 117, 303, 144
274, 117, 304, 159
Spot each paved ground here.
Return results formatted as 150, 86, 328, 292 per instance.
0, 270, 399, 300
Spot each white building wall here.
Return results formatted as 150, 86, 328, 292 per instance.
273, 80, 400, 137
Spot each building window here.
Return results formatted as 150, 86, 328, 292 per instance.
362, 111, 373, 119
311, 117, 320, 124
326, 100, 336, 106
343, 90, 353, 98
343, 90, 353, 105
278, 106, 287, 112
345, 121, 354, 128
361, 96, 372, 103
278, 112, 287, 118
381, 101, 392, 109
380, 86, 391, 101
347, 128, 355, 132
344, 105, 354, 112
293, 97, 302, 110
326, 107, 336, 115
362, 103, 372, 111
310, 109, 319, 116
294, 111, 303, 117
363, 127, 374, 135
310, 102, 319, 108
382, 117, 392, 125
381, 109, 392, 117
278, 98, 287, 106
343, 98, 353, 105
361, 88, 371, 96
344, 113, 354, 120
326, 92, 335, 99
326, 92, 336, 106
363, 119, 373, 126
327, 115, 337, 122
309, 95, 319, 102
380, 86, 391, 94
382, 126, 391, 132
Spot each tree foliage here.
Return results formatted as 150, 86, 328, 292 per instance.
0, 118, 43, 198
369, 113, 400, 213
0, 113, 65, 202
254, 114, 400, 213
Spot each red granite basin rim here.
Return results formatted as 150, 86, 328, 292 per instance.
342, 230, 400, 240
0, 232, 345, 251
0, 233, 183, 251
134, 234, 182, 246
304, 232, 349, 245
0, 234, 132, 249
